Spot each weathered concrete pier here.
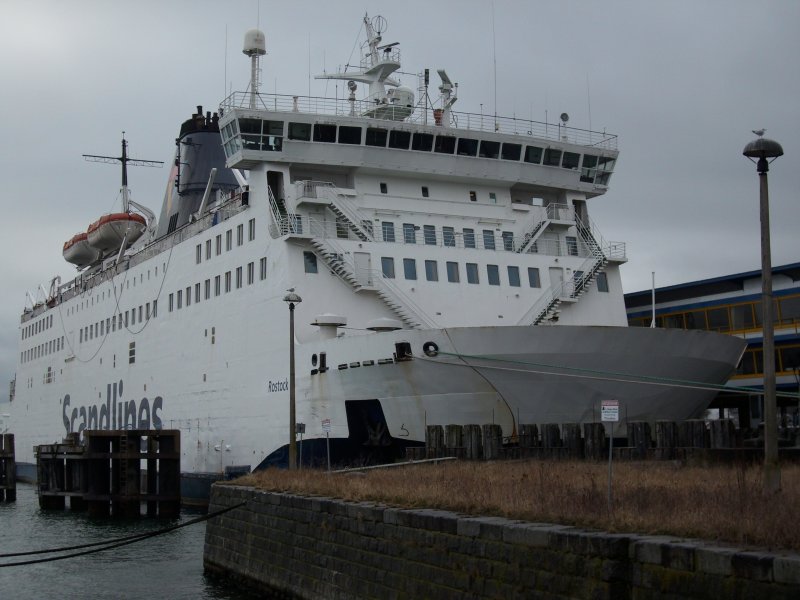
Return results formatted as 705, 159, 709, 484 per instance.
35, 429, 181, 517
0, 433, 15, 502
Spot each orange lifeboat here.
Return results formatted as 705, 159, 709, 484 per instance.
86, 212, 147, 254
63, 232, 100, 267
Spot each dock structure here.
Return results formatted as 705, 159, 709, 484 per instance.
0, 433, 15, 502
413, 419, 800, 462
35, 429, 180, 517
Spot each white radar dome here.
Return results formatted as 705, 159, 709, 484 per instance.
243, 29, 266, 56
391, 86, 415, 107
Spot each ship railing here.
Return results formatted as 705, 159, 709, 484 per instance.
220, 91, 618, 150
295, 180, 374, 242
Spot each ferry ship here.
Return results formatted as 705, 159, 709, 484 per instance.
9, 15, 745, 482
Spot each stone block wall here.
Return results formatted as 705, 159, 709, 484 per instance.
204, 484, 800, 599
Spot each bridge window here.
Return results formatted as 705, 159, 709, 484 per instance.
338, 126, 362, 145
388, 130, 411, 149
412, 132, 433, 151
288, 122, 311, 141
562, 152, 580, 170
543, 148, 562, 166
313, 124, 336, 143
501, 143, 522, 161
479, 140, 500, 159
434, 135, 456, 154
581, 154, 598, 183
365, 127, 388, 146
524, 146, 543, 164
457, 138, 478, 156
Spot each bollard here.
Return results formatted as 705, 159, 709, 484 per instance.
444, 424, 463, 458
426, 425, 445, 459
583, 423, 606, 461
482, 424, 502, 460
629, 421, 651, 459
561, 423, 583, 459
463, 424, 483, 460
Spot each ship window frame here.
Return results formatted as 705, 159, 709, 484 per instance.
403, 223, 416, 244
226, 229, 232, 251
507, 266, 521, 287
434, 135, 456, 154
225, 271, 232, 293
524, 145, 543, 164
169, 293, 174, 312
421, 186, 429, 198
425, 260, 439, 282
196, 244, 202, 264
185, 287, 191, 307
237, 224, 244, 246
248, 218, 256, 241
528, 267, 541, 288
304, 251, 318, 274
288, 122, 312, 141
502, 231, 514, 251
338, 125, 362, 145
457, 137, 478, 157
423, 225, 436, 246
382, 221, 396, 243
442, 226, 456, 247
482, 230, 496, 251
206, 239, 212, 260
247, 262, 255, 285
466, 262, 480, 284
543, 148, 562, 166
463, 228, 476, 249
403, 258, 417, 280
479, 140, 500, 159
204, 279, 211, 300
380, 182, 388, 194
388, 130, 411, 149
501, 142, 522, 161
562, 151, 580, 170
214, 275, 221, 297
236, 266, 243, 288
411, 132, 434, 152
365, 127, 388, 147
381, 257, 395, 279
177, 289, 182, 309
581, 154, 598, 183
312, 123, 336, 143
596, 272, 609, 293
215, 234, 222, 255
194, 283, 200, 303
260, 257, 267, 280
487, 264, 500, 286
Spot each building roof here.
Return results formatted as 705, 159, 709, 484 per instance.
624, 262, 800, 309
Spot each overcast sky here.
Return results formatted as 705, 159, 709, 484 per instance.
0, 0, 798, 390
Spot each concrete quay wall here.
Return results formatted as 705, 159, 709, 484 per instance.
204, 484, 800, 599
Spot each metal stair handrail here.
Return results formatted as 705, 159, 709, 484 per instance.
296, 180, 374, 242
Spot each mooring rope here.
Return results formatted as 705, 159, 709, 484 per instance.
0, 500, 247, 568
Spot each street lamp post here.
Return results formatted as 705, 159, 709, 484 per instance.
743, 130, 784, 494
283, 290, 302, 470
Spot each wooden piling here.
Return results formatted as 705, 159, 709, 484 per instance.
0, 433, 16, 502
463, 425, 483, 460
561, 423, 583, 459
679, 420, 708, 448
444, 425, 464, 458
482, 424, 502, 460
518, 424, 539, 452
629, 421, 652, 459
583, 423, 606, 461
709, 419, 736, 449
542, 423, 561, 458
655, 421, 678, 460
426, 425, 445, 459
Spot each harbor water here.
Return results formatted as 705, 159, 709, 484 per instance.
0, 483, 258, 599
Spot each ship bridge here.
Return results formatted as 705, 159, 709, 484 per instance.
217, 92, 618, 199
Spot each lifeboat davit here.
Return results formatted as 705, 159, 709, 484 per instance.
86, 212, 147, 254
63, 232, 100, 267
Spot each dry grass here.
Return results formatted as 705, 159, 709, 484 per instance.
235, 460, 800, 552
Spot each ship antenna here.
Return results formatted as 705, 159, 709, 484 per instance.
83, 133, 163, 213
243, 28, 267, 108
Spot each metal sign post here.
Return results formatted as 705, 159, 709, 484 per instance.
296, 423, 306, 471
322, 419, 331, 472
601, 400, 620, 512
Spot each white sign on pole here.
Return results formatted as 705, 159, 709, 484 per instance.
322, 418, 331, 433
601, 400, 619, 422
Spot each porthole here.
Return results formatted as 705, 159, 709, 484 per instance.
423, 341, 439, 357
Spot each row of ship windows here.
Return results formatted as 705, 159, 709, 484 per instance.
168, 258, 268, 312
222, 119, 617, 185
303, 251, 609, 291
21, 336, 64, 364
628, 293, 800, 333
66, 263, 168, 317
22, 313, 53, 340
78, 300, 159, 346
195, 218, 257, 264
380, 222, 515, 251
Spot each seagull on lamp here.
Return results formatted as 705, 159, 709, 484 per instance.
752, 128, 766, 137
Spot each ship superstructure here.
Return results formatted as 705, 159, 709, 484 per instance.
9, 15, 745, 479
